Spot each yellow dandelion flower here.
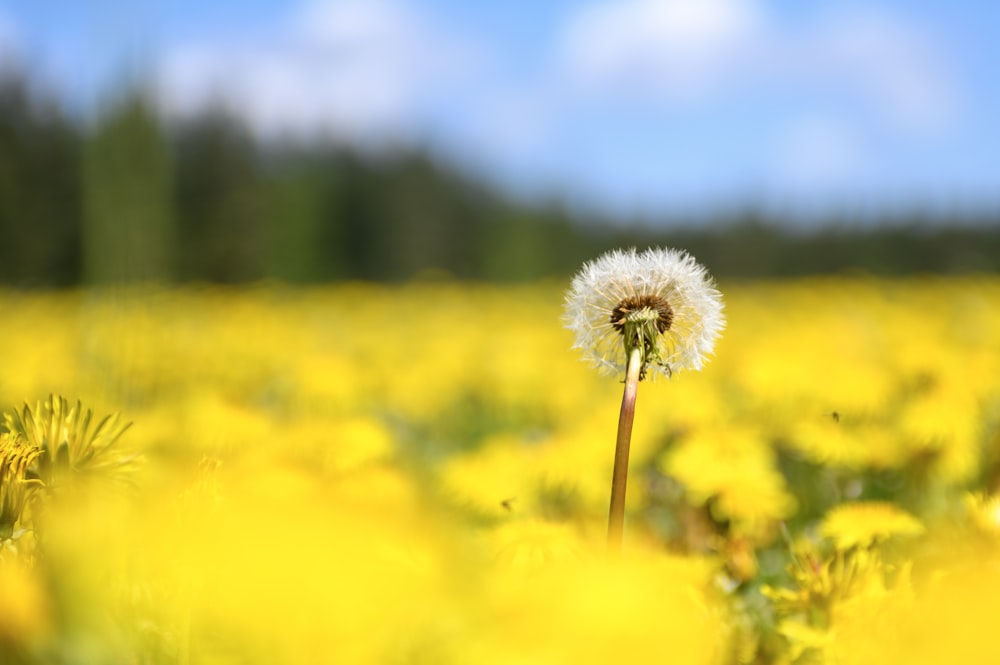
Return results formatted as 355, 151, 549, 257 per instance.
964, 492, 1000, 537
319, 416, 394, 476
0, 433, 42, 540
438, 434, 541, 519
830, 545, 1000, 665
820, 502, 924, 550
660, 425, 796, 528
488, 518, 584, 570
898, 385, 980, 482
0, 558, 49, 652
3, 395, 135, 490
476, 551, 729, 665
776, 620, 831, 662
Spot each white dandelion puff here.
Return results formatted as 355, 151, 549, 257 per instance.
563, 247, 725, 549
564, 247, 725, 379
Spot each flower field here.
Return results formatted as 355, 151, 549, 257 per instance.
1, 276, 999, 664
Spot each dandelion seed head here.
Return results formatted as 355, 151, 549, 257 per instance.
610, 294, 674, 335
564, 247, 725, 378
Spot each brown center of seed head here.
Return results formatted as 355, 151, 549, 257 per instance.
610, 294, 674, 334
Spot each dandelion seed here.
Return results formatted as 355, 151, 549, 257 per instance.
564, 247, 724, 549
564, 247, 725, 379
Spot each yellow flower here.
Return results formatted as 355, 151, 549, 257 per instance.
477, 550, 729, 665
659, 425, 796, 529
487, 518, 583, 570
776, 620, 831, 662
4, 395, 135, 490
438, 434, 542, 518
820, 502, 924, 550
830, 544, 1000, 665
964, 492, 1000, 537
0, 558, 49, 651
0, 433, 42, 539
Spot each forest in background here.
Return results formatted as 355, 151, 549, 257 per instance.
2, 66, 999, 288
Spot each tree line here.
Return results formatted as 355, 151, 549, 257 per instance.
1, 68, 998, 287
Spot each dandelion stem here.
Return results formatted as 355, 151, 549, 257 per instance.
608, 345, 642, 551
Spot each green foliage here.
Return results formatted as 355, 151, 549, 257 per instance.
0, 71, 82, 287
1, 66, 1000, 286
172, 109, 264, 283
83, 93, 174, 283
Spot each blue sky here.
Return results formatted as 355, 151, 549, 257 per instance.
3, 0, 1000, 223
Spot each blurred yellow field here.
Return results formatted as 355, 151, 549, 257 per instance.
1, 277, 999, 664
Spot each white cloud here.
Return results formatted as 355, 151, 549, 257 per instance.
292, 0, 417, 49
151, 0, 967, 205
158, 0, 481, 140
557, 0, 961, 131
559, 0, 763, 100
155, 0, 962, 152
801, 8, 960, 130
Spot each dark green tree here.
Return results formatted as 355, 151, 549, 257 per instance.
82, 92, 173, 283
0, 69, 82, 286
171, 108, 263, 283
